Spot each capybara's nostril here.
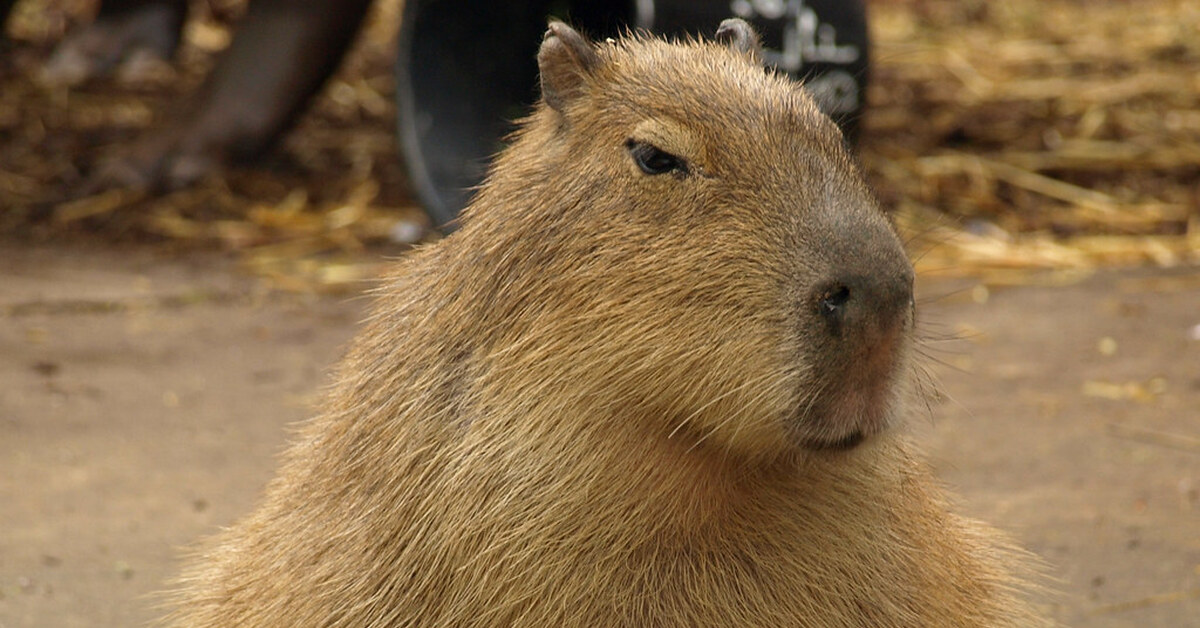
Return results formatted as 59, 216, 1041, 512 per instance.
814, 272, 913, 339
818, 284, 852, 320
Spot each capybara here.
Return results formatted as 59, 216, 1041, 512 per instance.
166, 19, 1048, 627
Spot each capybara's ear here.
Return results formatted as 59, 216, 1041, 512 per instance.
715, 18, 762, 64
538, 21, 599, 113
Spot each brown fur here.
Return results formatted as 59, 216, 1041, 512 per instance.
166, 22, 1049, 627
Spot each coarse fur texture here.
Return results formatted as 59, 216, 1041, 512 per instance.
166, 20, 1050, 627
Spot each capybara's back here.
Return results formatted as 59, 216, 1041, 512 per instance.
167, 19, 1049, 627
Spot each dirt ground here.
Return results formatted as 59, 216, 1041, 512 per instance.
0, 243, 1196, 627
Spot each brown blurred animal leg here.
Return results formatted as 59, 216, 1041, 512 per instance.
89, 0, 374, 192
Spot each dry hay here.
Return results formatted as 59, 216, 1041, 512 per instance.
1, 0, 1197, 291
865, 0, 1200, 282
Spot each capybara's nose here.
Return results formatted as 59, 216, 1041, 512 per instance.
814, 269, 913, 341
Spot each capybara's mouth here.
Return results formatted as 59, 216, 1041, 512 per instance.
800, 430, 866, 452
789, 374, 894, 452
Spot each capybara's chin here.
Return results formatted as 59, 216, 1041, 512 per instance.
788, 392, 898, 453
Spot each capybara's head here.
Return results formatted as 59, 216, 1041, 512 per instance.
452, 19, 915, 463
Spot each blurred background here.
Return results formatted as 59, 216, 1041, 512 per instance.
1, 1, 1197, 626
1, 0, 1196, 286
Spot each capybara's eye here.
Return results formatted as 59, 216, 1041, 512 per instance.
626, 139, 687, 175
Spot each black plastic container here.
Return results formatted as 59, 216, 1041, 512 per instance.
396, 0, 869, 228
